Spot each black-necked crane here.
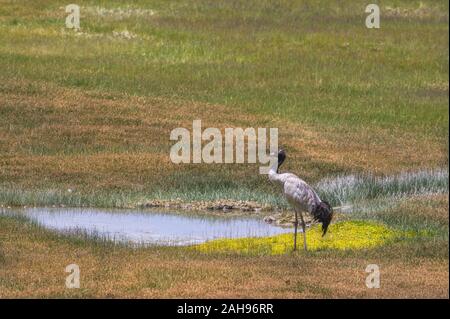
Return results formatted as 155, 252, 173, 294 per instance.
269, 150, 333, 251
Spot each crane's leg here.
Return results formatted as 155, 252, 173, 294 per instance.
293, 210, 298, 251
299, 212, 307, 251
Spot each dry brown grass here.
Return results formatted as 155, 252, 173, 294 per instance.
0, 222, 447, 298
0, 79, 446, 195
0, 195, 448, 298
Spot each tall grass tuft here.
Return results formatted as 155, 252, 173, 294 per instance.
0, 169, 447, 209
316, 169, 448, 207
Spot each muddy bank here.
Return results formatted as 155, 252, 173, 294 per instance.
140, 199, 320, 227
141, 199, 274, 212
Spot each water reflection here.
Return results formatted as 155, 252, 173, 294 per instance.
3, 208, 293, 246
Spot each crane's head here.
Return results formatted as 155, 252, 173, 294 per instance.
277, 149, 286, 173
313, 201, 333, 236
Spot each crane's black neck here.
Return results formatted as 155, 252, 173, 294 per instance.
277, 150, 286, 173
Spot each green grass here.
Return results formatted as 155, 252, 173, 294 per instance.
0, 0, 448, 299
0, 0, 447, 234
0, 0, 448, 133
352, 195, 450, 237
0, 0, 448, 206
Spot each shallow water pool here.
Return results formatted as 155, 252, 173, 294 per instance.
2, 207, 293, 246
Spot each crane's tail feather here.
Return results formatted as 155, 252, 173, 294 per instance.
312, 201, 334, 236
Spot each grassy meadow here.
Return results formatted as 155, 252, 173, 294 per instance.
0, 0, 448, 298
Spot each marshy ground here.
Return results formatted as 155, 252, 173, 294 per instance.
0, 194, 448, 298
0, 0, 448, 298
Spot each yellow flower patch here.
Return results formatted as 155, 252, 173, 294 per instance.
191, 221, 414, 255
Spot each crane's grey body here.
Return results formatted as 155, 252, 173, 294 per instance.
268, 150, 333, 251
270, 173, 322, 215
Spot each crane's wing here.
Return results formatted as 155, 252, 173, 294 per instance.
283, 176, 321, 213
